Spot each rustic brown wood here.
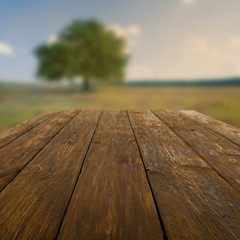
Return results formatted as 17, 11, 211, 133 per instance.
0, 110, 101, 240
0, 110, 78, 192
180, 110, 240, 146
0, 111, 56, 149
57, 110, 163, 240
0, 109, 239, 240
128, 110, 240, 240
153, 110, 240, 192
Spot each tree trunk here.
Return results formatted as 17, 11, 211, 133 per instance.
83, 77, 90, 91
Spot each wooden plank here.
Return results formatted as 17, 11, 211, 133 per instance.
180, 110, 240, 146
0, 110, 101, 240
128, 110, 240, 240
0, 110, 78, 192
153, 110, 240, 192
57, 110, 163, 240
0, 111, 57, 149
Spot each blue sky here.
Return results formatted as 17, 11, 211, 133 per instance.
1, 0, 240, 81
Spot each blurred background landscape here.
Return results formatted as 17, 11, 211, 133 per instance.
1, 0, 240, 131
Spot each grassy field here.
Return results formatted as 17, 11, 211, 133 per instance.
0, 85, 240, 132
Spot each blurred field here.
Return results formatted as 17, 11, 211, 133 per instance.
0, 85, 240, 132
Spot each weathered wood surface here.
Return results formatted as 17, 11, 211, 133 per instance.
57, 110, 163, 240
0, 111, 56, 149
180, 110, 240, 146
0, 110, 101, 239
128, 110, 240, 240
0, 110, 239, 240
0, 110, 79, 192
154, 110, 240, 192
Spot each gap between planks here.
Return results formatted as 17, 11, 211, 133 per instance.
180, 110, 240, 147
128, 110, 240, 240
0, 110, 102, 239
54, 110, 103, 239
57, 110, 164, 240
0, 110, 79, 193
151, 110, 234, 191
126, 110, 168, 240
1, 110, 239, 240
152, 110, 240, 193
0, 111, 57, 149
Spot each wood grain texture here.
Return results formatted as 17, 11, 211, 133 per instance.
180, 110, 240, 146
0, 111, 56, 149
0, 110, 78, 192
128, 110, 240, 240
0, 110, 101, 240
57, 110, 163, 240
153, 110, 240, 192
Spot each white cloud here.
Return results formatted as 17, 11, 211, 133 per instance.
108, 25, 125, 38
0, 42, 13, 56
108, 24, 141, 38
47, 25, 141, 53
125, 25, 141, 37
182, 37, 208, 55
175, 35, 240, 78
181, 0, 197, 5
48, 35, 58, 45
108, 24, 141, 53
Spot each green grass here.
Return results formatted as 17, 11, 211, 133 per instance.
0, 85, 240, 132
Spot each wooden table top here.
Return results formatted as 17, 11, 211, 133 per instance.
0, 110, 239, 240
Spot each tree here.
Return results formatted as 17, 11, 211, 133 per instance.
34, 19, 129, 90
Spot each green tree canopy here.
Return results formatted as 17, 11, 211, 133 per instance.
34, 19, 129, 90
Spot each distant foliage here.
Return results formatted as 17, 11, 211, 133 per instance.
34, 19, 129, 90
